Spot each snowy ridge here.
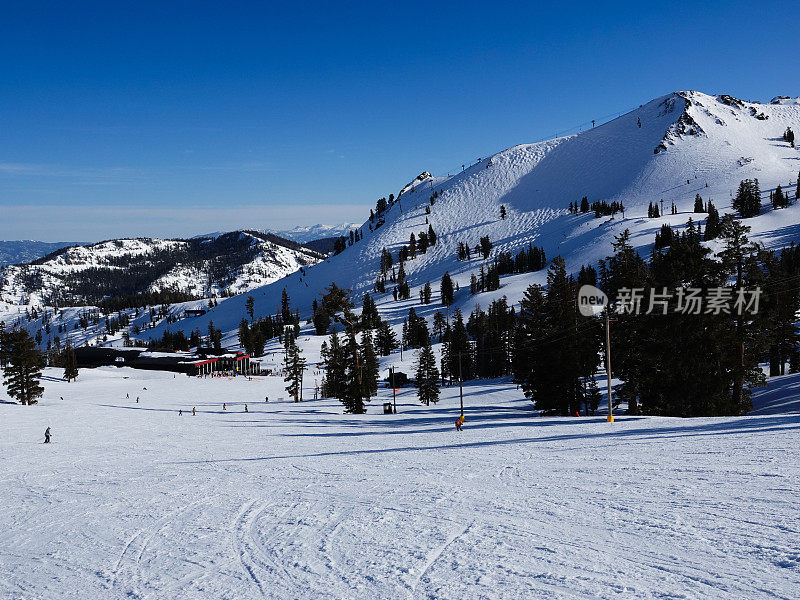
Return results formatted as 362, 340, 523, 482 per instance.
148, 91, 800, 339
0, 232, 324, 305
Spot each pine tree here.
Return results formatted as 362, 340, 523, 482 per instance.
444, 309, 473, 381
321, 332, 347, 398
427, 224, 437, 246
772, 184, 788, 209
341, 332, 365, 414
360, 330, 379, 398
406, 308, 430, 348
283, 335, 306, 401
361, 293, 380, 328
422, 281, 432, 304
321, 282, 354, 316
238, 318, 251, 351
415, 339, 440, 405
704, 201, 721, 240
246, 296, 255, 322
440, 272, 454, 306
580, 196, 590, 213
513, 257, 599, 415
432, 311, 447, 342
500, 205, 506, 220
694, 194, 704, 212
1, 328, 44, 405
479, 236, 493, 259
375, 321, 398, 356
380, 247, 393, 274
313, 307, 331, 335
733, 179, 761, 217
63, 341, 79, 382
279, 288, 291, 324
207, 321, 222, 351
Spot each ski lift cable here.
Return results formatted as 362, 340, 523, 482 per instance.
431, 105, 641, 183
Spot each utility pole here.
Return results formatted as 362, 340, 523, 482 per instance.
605, 310, 614, 423
390, 367, 397, 414
458, 352, 464, 418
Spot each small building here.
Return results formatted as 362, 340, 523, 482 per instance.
184, 308, 207, 318
384, 370, 410, 387
191, 357, 219, 376
75, 346, 260, 377
190, 353, 260, 377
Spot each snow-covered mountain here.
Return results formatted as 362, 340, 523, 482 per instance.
271, 223, 361, 244
146, 91, 799, 339
0, 231, 324, 305
0, 240, 82, 268
2, 91, 798, 353
194, 224, 360, 245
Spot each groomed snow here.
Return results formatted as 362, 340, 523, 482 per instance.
1, 367, 798, 599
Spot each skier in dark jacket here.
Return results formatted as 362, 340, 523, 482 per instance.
44, 427, 51, 443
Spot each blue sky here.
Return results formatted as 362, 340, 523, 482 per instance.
1, 1, 797, 241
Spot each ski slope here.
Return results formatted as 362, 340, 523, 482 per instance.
1, 367, 799, 599
146, 91, 800, 343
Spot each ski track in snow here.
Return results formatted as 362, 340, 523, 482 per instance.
1, 367, 799, 598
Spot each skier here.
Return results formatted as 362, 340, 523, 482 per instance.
126, 393, 129, 399
265, 395, 269, 403
455, 416, 464, 431
245, 404, 249, 413
44, 427, 51, 444
179, 409, 183, 416
136, 396, 139, 403
223, 403, 226, 410
192, 407, 196, 416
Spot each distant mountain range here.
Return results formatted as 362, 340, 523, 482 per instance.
194, 223, 360, 245
271, 223, 360, 244
0, 224, 360, 270
0, 241, 83, 268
